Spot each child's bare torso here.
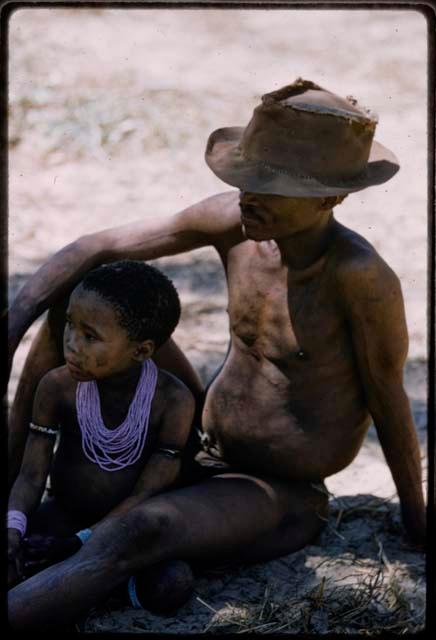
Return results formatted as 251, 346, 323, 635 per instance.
50, 366, 167, 521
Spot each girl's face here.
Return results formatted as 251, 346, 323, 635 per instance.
63, 286, 151, 381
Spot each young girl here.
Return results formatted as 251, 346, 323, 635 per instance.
7, 260, 196, 612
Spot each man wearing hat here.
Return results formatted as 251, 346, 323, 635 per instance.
8, 79, 425, 628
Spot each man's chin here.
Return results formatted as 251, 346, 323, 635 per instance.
241, 224, 271, 242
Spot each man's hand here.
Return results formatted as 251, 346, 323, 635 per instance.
22, 534, 82, 576
8, 529, 25, 587
401, 503, 426, 550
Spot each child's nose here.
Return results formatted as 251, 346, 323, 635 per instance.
65, 331, 80, 354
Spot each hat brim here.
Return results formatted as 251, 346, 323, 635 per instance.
205, 126, 400, 197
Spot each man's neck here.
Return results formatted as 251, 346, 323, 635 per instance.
275, 211, 337, 271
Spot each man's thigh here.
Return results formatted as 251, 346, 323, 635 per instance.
142, 473, 329, 564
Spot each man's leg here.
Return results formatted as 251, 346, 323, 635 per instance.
19, 497, 83, 581
8, 473, 328, 629
19, 496, 193, 612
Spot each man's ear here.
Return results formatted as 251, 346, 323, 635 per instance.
132, 340, 155, 362
320, 196, 336, 210
320, 195, 348, 210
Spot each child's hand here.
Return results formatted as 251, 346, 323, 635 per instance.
8, 529, 25, 587
22, 534, 82, 575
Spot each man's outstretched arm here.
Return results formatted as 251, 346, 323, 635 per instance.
338, 250, 426, 547
7, 191, 242, 379
8, 316, 65, 488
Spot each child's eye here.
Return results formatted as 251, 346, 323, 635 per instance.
85, 334, 97, 342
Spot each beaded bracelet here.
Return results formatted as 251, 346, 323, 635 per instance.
29, 421, 58, 437
75, 528, 93, 544
127, 576, 143, 609
7, 510, 27, 537
155, 446, 182, 459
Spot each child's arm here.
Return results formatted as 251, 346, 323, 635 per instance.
8, 371, 60, 584
89, 381, 195, 531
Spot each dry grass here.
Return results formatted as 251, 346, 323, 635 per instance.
196, 498, 425, 635
198, 571, 424, 635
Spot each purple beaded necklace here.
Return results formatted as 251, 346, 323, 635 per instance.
76, 359, 158, 472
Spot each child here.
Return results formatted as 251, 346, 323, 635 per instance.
7, 260, 196, 611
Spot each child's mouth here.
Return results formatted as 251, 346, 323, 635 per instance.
66, 359, 84, 375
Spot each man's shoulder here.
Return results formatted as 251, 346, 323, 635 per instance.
200, 189, 240, 210
176, 190, 244, 249
332, 224, 400, 292
179, 190, 239, 222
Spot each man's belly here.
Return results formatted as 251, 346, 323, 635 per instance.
202, 348, 371, 481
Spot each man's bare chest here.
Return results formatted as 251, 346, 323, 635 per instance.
226, 242, 348, 366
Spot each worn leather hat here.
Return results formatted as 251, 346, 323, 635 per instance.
205, 78, 399, 197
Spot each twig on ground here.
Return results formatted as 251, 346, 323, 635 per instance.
318, 514, 346, 541
195, 595, 219, 614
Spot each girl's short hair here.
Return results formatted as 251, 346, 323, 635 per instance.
80, 260, 181, 348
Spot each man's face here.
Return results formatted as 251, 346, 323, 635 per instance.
239, 191, 326, 241
63, 286, 140, 381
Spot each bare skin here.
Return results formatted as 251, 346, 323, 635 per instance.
7, 190, 426, 629
7, 308, 203, 489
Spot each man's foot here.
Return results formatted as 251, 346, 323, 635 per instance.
126, 560, 195, 615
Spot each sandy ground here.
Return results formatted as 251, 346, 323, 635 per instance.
7, 7, 428, 633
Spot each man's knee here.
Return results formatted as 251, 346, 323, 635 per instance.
119, 504, 172, 548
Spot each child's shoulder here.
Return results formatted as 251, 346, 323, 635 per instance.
32, 366, 75, 422
36, 365, 76, 399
